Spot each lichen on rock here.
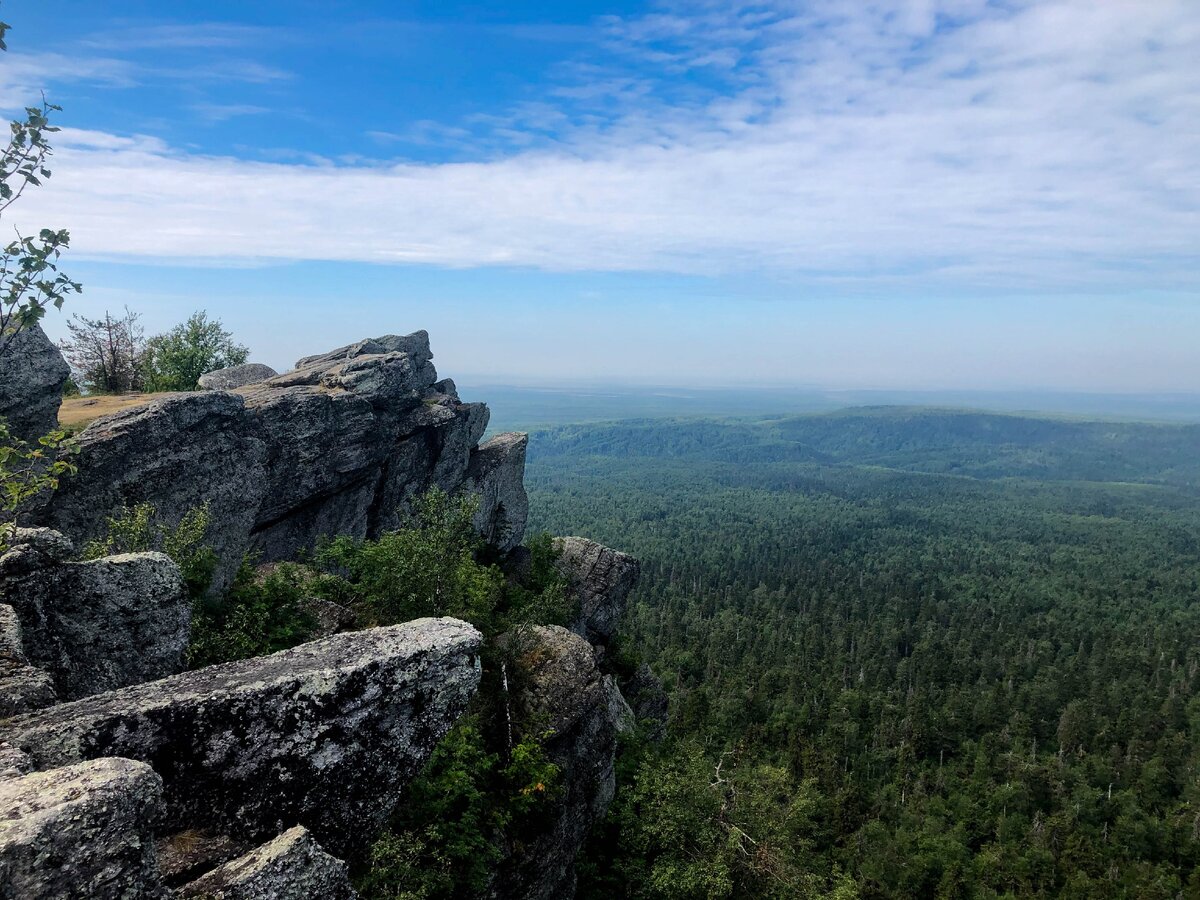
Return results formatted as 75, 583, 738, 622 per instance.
0, 757, 165, 900
0, 617, 483, 859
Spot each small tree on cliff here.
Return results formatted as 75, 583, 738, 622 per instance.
59, 308, 146, 394
142, 311, 249, 392
0, 16, 80, 359
0, 10, 79, 548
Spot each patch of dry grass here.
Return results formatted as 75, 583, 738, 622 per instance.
59, 392, 178, 429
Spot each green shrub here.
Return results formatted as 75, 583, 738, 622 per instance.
356, 830, 452, 900
83, 501, 217, 598
317, 488, 505, 632
357, 716, 560, 900
187, 559, 316, 668
501, 531, 574, 628
0, 421, 76, 553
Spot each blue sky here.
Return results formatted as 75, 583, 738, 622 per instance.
1, 1, 1197, 389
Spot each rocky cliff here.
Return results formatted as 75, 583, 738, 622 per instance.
0, 330, 643, 899
41, 331, 527, 588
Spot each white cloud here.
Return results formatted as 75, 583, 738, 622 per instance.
0, 52, 136, 103
11, 0, 1200, 289
189, 103, 273, 123
79, 23, 284, 50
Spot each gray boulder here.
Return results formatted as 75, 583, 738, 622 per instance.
198, 363, 279, 391
42, 391, 267, 591
492, 625, 618, 900
555, 537, 641, 646
0, 324, 69, 444
300, 597, 356, 639
0, 529, 188, 700
0, 757, 165, 900
603, 674, 637, 735
464, 432, 529, 553
0, 617, 482, 859
177, 827, 356, 900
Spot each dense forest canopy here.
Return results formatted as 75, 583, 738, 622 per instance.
525, 408, 1200, 898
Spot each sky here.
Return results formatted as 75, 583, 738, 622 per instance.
0, 0, 1197, 390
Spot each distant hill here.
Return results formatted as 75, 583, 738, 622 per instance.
528, 407, 1200, 486
465, 381, 1200, 433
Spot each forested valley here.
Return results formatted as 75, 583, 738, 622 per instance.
524, 409, 1200, 898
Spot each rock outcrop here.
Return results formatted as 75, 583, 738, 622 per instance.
0, 528, 187, 700
0, 757, 165, 900
0, 324, 70, 444
0, 617, 482, 859
556, 537, 641, 647
177, 826, 357, 900
464, 432, 529, 552
197, 363, 279, 391
41, 332, 529, 587
493, 625, 619, 900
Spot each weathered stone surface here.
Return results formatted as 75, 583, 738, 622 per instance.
603, 674, 637, 735
493, 625, 618, 900
556, 537, 640, 647
0, 324, 69, 444
0, 534, 188, 700
177, 827, 357, 900
0, 618, 482, 859
198, 363, 279, 391
294, 332, 434, 375
0, 527, 74, 569
0, 604, 56, 717
40, 333, 525, 588
464, 432, 529, 553
0, 757, 165, 900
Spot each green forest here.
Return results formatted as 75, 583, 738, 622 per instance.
525, 409, 1200, 898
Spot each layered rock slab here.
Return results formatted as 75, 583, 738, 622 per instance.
177, 826, 357, 900
0, 618, 482, 858
0, 757, 165, 900
464, 432, 529, 553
